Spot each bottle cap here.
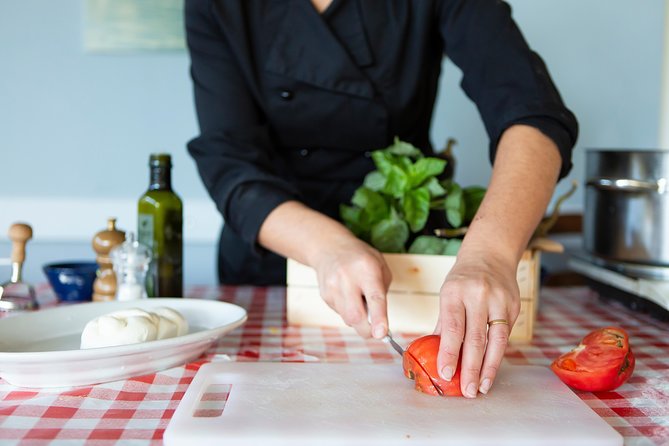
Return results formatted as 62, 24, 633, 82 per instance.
149, 153, 172, 168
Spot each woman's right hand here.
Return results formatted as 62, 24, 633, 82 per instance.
258, 201, 392, 339
311, 235, 393, 339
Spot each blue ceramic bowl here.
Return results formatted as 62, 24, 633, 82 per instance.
43, 262, 98, 302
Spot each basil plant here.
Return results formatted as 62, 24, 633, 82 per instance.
340, 138, 486, 255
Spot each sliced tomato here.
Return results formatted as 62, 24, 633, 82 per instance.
551, 326, 635, 392
402, 334, 463, 397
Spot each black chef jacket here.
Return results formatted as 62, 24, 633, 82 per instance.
185, 0, 579, 285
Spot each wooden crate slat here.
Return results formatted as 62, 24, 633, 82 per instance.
286, 250, 543, 343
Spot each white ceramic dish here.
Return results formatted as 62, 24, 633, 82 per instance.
0, 298, 247, 388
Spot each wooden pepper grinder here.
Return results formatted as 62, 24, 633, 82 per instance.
92, 218, 125, 302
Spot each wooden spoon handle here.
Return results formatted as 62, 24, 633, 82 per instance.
8, 223, 33, 264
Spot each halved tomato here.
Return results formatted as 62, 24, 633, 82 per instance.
551, 327, 635, 392
402, 335, 463, 397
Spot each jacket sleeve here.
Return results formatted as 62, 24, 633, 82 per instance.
436, 0, 578, 179
185, 0, 300, 252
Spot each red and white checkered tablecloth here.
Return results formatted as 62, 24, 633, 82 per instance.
1, 285, 668, 445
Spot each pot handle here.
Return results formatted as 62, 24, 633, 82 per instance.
586, 177, 667, 193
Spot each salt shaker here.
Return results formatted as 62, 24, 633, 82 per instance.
110, 232, 151, 301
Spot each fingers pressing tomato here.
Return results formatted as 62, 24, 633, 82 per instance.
402, 335, 463, 397
551, 327, 635, 392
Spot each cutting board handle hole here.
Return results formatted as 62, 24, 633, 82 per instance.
192, 384, 232, 417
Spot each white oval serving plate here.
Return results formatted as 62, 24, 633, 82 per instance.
0, 298, 247, 388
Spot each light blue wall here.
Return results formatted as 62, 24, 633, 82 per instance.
433, 0, 666, 200
1, 0, 199, 199
0, 0, 666, 287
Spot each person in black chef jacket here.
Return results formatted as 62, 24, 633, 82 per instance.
185, 0, 578, 398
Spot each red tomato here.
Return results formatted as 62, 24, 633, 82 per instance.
402, 334, 463, 397
551, 327, 635, 392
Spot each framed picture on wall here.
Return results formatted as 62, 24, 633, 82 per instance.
84, 0, 185, 52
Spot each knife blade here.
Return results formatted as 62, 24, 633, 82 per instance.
369, 307, 445, 396
383, 332, 405, 357
385, 331, 445, 396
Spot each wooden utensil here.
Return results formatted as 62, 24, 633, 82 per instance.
0, 223, 38, 311
92, 218, 125, 302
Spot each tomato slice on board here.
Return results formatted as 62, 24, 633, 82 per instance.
551, 327, 635, 392
402, 335, 463, 397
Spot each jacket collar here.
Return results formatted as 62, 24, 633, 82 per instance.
264, 0, 375, 99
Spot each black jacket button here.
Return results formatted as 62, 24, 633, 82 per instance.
280, 90, 293, 100
299, 148, 309, 156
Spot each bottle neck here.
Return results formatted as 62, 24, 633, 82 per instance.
149, 166, 172, 191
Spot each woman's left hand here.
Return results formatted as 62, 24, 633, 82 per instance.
433, 124, 563, 399
434, 248, 521, 398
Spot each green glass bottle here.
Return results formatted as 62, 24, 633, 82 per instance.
138, 153, 183, 297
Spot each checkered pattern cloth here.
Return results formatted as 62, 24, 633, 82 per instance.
1, 285, 667, 445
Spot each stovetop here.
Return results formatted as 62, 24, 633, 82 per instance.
568, 252, 669, 313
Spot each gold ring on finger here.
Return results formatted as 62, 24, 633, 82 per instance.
487, 319, 509, 326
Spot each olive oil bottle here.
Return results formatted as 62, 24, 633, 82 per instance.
138, 153, 183, 297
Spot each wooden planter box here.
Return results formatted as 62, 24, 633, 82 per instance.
286, 239, 561, 343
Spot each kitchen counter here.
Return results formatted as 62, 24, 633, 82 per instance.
1, 285, 667, 445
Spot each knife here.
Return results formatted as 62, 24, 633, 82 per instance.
369, 306, 445, 395
384, 331, 445, 396
383, 332, 405, 357
366, 305, 405, 358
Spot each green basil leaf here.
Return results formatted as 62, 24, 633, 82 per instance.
371, 151, 395, 176
445, 182, 465, 228
397, 155, 414, 172
387, 136, 422, 158
382, 165, 410, 198
442, 238, 463, 256
363, 171, 386, 191
371, 213, 409, 253
402, 186, 430, 232
409, 157, 446, 187
463, 186, 486, 223
408, 236, 447, 255
425, 177, 447, 198
351, 187, 389, 225
340, 204, 366, 238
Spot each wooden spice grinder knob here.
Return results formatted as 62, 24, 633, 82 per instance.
8, 223, 33, 264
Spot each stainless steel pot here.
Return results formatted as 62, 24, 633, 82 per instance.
585, 149, 669, 267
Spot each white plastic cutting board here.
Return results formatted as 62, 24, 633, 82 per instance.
164, 362, 622, 446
